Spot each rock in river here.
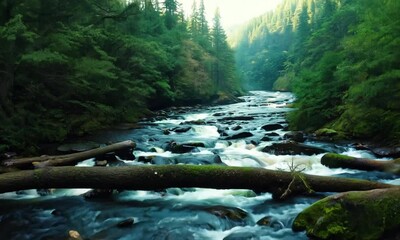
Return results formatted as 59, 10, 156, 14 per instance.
261, 124, 284, 131
225, 132, 254, 140
262, 141, 327, 155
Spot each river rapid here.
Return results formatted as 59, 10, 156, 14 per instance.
0, 91, 399, 240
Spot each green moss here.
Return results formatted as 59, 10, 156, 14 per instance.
293, 189, 400, 239
315, 128, 338, 137
321, 153, 354, 168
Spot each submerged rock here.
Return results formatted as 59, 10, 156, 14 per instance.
37, 189, 55, 196
205, 206, 248, 222
231, 125, 243, 131
371, 146, 400, 158
164, 141, 205, 154
220, 116, 255, 121
257, 216, 285, 230
116, 218, 134, 228
261, 124, 283, 131
181, 120, 206, 125
83, 189, 115, 199
262, 141, 326, 155
225, 132, 254, 140
173, 154, 224, 165
223, 231, 258, 240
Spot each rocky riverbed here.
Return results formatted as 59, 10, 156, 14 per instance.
0, 91, 398, 240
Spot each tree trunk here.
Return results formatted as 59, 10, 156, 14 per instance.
0, 165, 395, 195
321, 153, 400, 174
293, 188, 400, 239
0, 140, 136, 169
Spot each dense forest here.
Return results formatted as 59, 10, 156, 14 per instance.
0, 0, 241, 153
232, 0, 400, 142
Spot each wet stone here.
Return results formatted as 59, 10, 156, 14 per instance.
371, 147, 400, 158
170, 126, 192, 133
261, 124, 283, 131
95, 160, 108, 167
220, 116, 255, 121
225, 132, 254, 140
83, 189, 115, 199
265, 132, 280, 137
116, 218, 134, 228
262, 141, 327, 155
37, 189, 55, 196
283, 131, 306, 143
180, 120, 206, 125
165, 141, 205, 154
115, 147, 135, 160
231, 125, 243, 131
223, 232, 258, 240
205, 206, 248, 221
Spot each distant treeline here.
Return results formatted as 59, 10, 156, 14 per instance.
232, 0, 400, 142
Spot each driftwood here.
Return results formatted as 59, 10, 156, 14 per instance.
0, 140, 136, 169
0, 165, 395, 195
321, 153, 400, 174
293, 188, 400, 239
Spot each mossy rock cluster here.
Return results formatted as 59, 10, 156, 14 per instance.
292, 188, 400, 239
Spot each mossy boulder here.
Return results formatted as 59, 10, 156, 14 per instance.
292, 188, 400, 239
315, 128, 338, 137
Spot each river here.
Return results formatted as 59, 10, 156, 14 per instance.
0, 91, 398, 239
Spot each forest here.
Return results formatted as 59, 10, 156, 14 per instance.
232, 0, 400, 143
0, 0, 241, 153
0, 0, 399, 239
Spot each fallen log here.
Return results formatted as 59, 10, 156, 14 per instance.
0, 140, 136, 169
321, 153, 400, 174
0, 165, 395, 195
293, 188, 400, 239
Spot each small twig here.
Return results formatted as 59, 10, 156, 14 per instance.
279, 157, 314, 199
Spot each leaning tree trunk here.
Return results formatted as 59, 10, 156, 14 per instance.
0, 140, 136, 169
293, 188, 400, 240
0, 165, 395, 196
321, 153, 400, 174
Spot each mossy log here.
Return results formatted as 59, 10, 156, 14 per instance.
0, 165, 395, 195
0, 141, 136, 169
293, 188, 400, 239
321, 153, 400, 174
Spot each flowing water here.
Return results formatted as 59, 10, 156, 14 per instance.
0, 91, 398, 240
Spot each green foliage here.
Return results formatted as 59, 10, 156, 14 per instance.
0, 0, 242, 153
235, 0, 400, 142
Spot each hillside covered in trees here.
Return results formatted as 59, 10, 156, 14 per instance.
0, 0, 241, 153
232, 0, 400, 142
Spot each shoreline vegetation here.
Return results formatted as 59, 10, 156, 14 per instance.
232, 0, 400, 145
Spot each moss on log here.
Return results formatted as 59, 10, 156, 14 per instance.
292, 188, 400, 239
321, 153, 400, 174
0, 165, 395, 194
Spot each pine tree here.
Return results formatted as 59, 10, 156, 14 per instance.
163, 0, 178, 29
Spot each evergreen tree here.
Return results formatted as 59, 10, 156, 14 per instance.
211, 8, 240, 93
163, 0, 178, 29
